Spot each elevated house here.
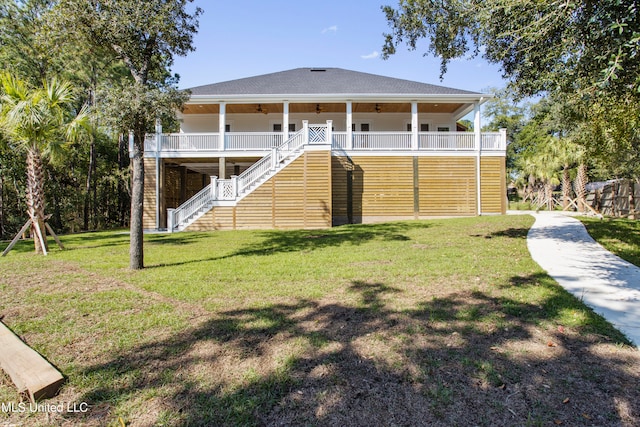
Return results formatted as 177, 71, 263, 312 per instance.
140, 68, 507, 232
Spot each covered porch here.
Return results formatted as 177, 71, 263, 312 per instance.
145, 100, 506, 157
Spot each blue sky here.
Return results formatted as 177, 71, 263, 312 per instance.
171, 0, 506, 93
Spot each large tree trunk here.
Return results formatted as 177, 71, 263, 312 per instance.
118, 134, 130, 226
545, 181, 554, 211
84, 132, 96, 230
0, 173, 4, 239
129, 131, 144, 270
26, 147, 47, 254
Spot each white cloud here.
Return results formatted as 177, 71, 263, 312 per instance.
321, 25, 338, 34
361, 51, 379, 60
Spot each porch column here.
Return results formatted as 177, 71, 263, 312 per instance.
346, 101, 353, 150
219, 157, 226, 180
283, 101, 289, 140
411, 101, 418, 150
474, 101, 482, 215
219, 102, 226, 150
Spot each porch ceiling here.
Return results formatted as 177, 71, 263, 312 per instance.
165, 158, 262, 176
182, 102, 465, 115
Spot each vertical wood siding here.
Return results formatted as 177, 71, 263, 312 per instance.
186, 151, 332, 231
183, 153, 505, 231
418, 157, 477, 216
143, 159, 157, 229
480, 157, 507, 214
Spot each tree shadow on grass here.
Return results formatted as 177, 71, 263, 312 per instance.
471, 227, 530, 240
146, 221, 431, 269
66, 277, 639, 426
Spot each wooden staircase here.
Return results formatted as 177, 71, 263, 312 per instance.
168, 121, 331, 232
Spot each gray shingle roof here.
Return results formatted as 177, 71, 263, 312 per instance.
188, 68, 480, 97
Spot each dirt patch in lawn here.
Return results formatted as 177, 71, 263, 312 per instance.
1, 262, 639, 426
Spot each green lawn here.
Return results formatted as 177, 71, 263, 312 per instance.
1, 215, 638, 426
581, 216, 640, 267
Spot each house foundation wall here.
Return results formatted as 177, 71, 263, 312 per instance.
149, 152, 506, 232
332, 155, 506, 225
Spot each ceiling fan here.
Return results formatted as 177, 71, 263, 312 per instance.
256, 104, 268, 114
315, 104, 323, 114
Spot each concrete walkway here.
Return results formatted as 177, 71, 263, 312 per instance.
524, 212, 640, 347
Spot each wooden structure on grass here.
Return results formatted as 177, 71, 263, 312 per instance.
0, 321, 65, 401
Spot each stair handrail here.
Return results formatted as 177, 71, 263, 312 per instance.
170, 179, 215, 230
236, 127, 306, 195
169, 121, 329, 230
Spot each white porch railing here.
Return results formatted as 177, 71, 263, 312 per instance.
481, 133, 504, 150
145, 133, 221, 151
226, 132, 283, 150
332, 132, 348, 149
353, 131, 412, 150
147, 130, 506, 154
419, 132, 476, 150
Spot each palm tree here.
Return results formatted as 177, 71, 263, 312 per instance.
0, 73, 88, 254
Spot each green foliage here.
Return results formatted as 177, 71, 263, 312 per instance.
52, 0, 201, 268
382, 0, 640, 98
0, 0, 64, 83
0, 73, 89, 160
382, 1, 640, 183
